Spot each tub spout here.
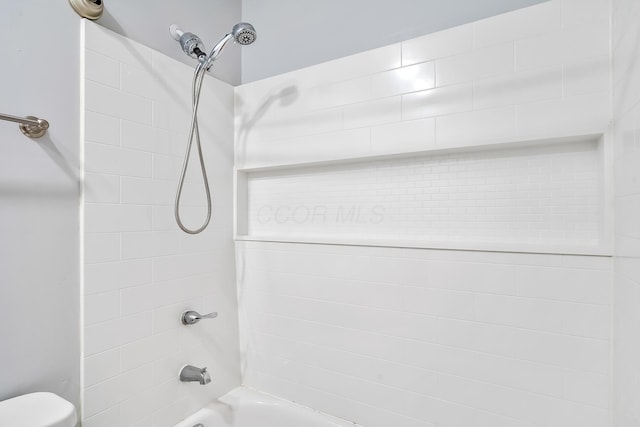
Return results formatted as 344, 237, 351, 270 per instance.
180, 365, 211, 385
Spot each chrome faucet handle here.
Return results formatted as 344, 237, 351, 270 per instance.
181, 310, 218, 325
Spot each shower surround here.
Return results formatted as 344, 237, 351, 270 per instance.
235, 1, 613, 426
81, 21, 240, 426
78, 1, 616, 426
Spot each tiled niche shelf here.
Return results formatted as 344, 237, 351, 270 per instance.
235, 135, 612, 256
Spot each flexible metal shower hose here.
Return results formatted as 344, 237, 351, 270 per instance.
174, 62, 212, 234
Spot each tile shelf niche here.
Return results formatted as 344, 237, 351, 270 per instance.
235, 134, 612, 256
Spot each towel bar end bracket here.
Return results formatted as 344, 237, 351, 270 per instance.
19, 116, 49, 139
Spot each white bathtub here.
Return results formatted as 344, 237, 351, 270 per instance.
174, 387, 359, 427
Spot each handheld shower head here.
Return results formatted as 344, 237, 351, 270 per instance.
171, 22, 257, 234
202, 22, 257, 70
232, 23, 257, 45
170, 22, 257, 70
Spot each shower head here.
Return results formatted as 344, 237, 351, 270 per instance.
170, 22, 257, 70
232, 23, 257, 45
202, 22, 257, 70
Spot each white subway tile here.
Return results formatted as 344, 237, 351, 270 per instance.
120, 281, 182, 317
120, 330, 180, 372
473, 66, 563, 110
85, 204, 152, 233
85, 21, 152, 69
85, 291, 120, 325
152, 101, 171, 130
152, 304, 184, 334
403, 82, 473, 120
436, 372, 550, 425
121, 120, 170, 154
404, 260, 517, 295
86, 81, 152, 124
84, 259, 152, 294
548, 399, 609, 427
85, 233, 120, 264
515, 22, 610, 71
81, 404, 122, 427
151, 179, 175, 206
178, 226, 228, 254
152, 154, 180, 180
436, 106, 516, 147
297, 43, 402, 88
564, 55, 611, 97
152, 206, 176, 231
84, 364, 154, 419
402, 25, 473, 66
120, 231, 180, 260
120, 63, 159, 99
563, 369, 609, 408
151, 397, 190, 427
402, 287, 474, 320
616, 195, 640, 240
509, 328, 609, 373
436, 43, 515, 87
241, 128, 371, 168
562, 0, 610, 29
86, 111, 120, 146
152, 252, 215, 282
127, 415, 153, 427
83, 375, 125, 418
82, 320, 122, 358
371, 62, 436, 98
84, 348, 121, 387
473, 1, 562, 48
119, 312, 151, 346
515, 265, 611, 304
85, 142, 152, 177
343, 96, 401, 129
85, 49, 120, 89
306, 76, 372, 110
120, 177, 155, 205
120, 380, 179, 426
152, 353, 184, 385
474, 293, 609, 339
371, 118, 436, 155
515, 91, 611, 139
84, 172, 120, 204
248, 107, 343, 144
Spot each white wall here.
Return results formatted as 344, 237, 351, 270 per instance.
95, 0, 242, 85
612, 1, 640, 425
241, 0, 547, 82
235, 1, 614, 426
0, 1, 81, 410
81, 22, 240, 426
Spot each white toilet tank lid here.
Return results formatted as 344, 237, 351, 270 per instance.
0, 392, 77, 427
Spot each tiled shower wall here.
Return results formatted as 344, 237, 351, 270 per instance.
237, 243, 612, 427
612, 0, 640, 425
235, 1, 614, 426
81, 22, 239, 426
235, 0, 610, 169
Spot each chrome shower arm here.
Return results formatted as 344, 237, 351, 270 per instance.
203, 33, 233, 70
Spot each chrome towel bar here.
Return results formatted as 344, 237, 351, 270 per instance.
0, 112, 49, 138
